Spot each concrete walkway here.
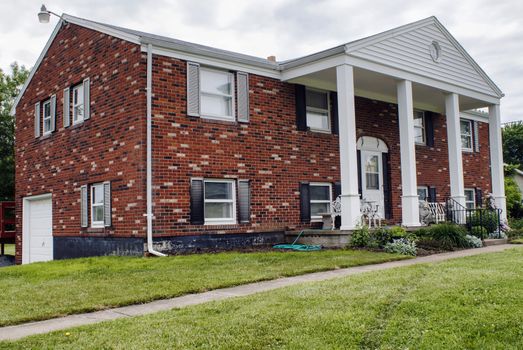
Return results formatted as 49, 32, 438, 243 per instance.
0, 244, 520, 342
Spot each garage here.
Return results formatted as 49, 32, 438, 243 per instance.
23, 194, 53, 264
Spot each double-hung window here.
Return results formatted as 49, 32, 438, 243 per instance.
42, 100, 52, 135
91, 183, 105, 228
72, 84, 84, 124
464, 188, 476, 209
204, 179, 236, 224
414, 110, 426, 145
460, 119, 473, 151
417, 186, 428, 202
310, 183, 332, 220
306, 88, 331, 132
364, 155, 380, 190
200, 68, 235, 121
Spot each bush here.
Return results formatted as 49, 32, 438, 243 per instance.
413, 227, 430, 238
426, 223, 468, 250
509, 217, 523, 230
469, 211, 500, 234
372, 227, 392, 247
384, 238, 417, 256
470, 226, 488, 239
389, 226, 406, 238
464, 234, 483, 248
349, 226, 370, 248
508, 228, 523, 239
488, 231, 507, 239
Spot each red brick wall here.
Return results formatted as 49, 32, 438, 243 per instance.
14, 24, 146, 263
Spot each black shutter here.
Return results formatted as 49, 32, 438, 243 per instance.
382, 153, 392, 220
428, 186, 437, 203
190, 179, 204, 225
475, 188, 483, 208
299, 182, 311, 223
425, 112, 435, 147
357, 150, 362, 198
238, 180, 251, 223
331, 92, 339, 135
473, 121, 480, 152
333, 182, 341, 200
295, 85, 307, 131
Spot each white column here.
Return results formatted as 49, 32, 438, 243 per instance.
445, 93, 466, 207
336, 64, 360, 230
489, 104, 507, 221
397, 80, 420, 227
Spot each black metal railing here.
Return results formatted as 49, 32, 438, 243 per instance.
445, 197, 502, 237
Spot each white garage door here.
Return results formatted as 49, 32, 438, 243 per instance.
23, 195, 53, 264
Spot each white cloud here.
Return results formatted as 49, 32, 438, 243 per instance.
2, 0, 521, 121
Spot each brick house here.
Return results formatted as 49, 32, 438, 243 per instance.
12, 14, 506, 263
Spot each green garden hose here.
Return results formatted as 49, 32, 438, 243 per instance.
273, 230, 322, 251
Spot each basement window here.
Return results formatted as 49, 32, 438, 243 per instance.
72, 84, 84, 125
204, 179, 236, 224
306, 88, 331, 132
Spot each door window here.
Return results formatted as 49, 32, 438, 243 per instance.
365, 155, 380, 190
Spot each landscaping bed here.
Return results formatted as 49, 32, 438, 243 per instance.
0, 249, 407, 327
2, 248, 522, 349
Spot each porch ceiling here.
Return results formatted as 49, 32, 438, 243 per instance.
288, 66, 491, 114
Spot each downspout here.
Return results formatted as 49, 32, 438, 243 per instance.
146, 43, 166, 257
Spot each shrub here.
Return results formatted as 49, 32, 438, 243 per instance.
507, 228, 523, 239
469, 211, 500, 234
371, 227, 392, 247
488, 231, 507, 239
349, 226, 370, 248
464, 234, 483, 248
413, 227, 430, 238
384, 238, 417, 256
426, 223, 468, 250
509, 217, 523, 230
470, 226, 488, 239
389, 226, 407, 238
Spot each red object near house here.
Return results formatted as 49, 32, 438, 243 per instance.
0, 202, 15, 241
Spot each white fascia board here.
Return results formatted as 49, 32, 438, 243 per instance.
461, 111, 490, 123
345, 55, 501, 105
280, 54, 348, 81
143, 45, 281, 79
62, 14, 141, 44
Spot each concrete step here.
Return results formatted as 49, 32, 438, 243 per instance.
483, 238, 508, 246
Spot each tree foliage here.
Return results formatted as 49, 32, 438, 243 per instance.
0, 62, 30, 201
503, 121, 523, 166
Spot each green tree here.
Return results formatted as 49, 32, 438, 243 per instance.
503, 121, 523, 166
0, 63, 30, 201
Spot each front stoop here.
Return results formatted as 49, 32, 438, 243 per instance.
483, 238, 508, 246
285, 230, 352, 248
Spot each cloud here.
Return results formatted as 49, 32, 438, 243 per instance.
2, 0, 521, 121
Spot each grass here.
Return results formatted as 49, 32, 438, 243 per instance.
0, 249, 407, 327
1, 244, 14, 256
2, 248, 522, 349
510, 238, 523, 244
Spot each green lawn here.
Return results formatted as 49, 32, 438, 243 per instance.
0, 249, 406, 327
1, 244, 14, 256
2, 248, 522, 349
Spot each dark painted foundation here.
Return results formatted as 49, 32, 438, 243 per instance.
54, 236, 144, 260
153, 231, 285, 254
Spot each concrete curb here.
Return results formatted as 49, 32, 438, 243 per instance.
0, 244, 520, 342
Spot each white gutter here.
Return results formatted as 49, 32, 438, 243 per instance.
146, 43, 166, 257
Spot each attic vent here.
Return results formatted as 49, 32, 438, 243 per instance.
429, 41, 442, 63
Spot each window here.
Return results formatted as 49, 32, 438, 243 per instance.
204, 179, 236, 224
364, 155, 380, 190
461, 119, 473, 151
306, 88, 330, 132
464, 188, 476, 209
414, 110, 425, 145
417, 186, 428, 201
72, 84, 84, 124
42, 100, 52, 135
200, 68, 234, 121
310, 183, 332, 220
91, 183, 105, 228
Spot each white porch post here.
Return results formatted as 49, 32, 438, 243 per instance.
445, 93, 466, 208
489, 104, 507, 221
336, 64, 360, 230
397, 80, 420, 227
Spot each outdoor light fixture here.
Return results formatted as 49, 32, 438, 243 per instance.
38, 4, 62, 23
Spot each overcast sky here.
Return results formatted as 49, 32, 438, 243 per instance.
1, 0, 521, 122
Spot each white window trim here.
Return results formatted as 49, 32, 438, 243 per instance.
310, 182, 332, 222
464, 188, 476, 209
417, 186, 428, 202
461, 119, 473, 152
204, 178, 237, 225
306, 87, 331, 133
414, 110, 426, 145
72, 84, 84, 125
200, 67, 236, 122
42, 99, 52, 135
90, 183, 105, 228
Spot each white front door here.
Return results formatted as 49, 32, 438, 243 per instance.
361, 150, 385, 218
23, 195, 53, 264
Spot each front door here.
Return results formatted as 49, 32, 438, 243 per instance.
361, 150, 385, 218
